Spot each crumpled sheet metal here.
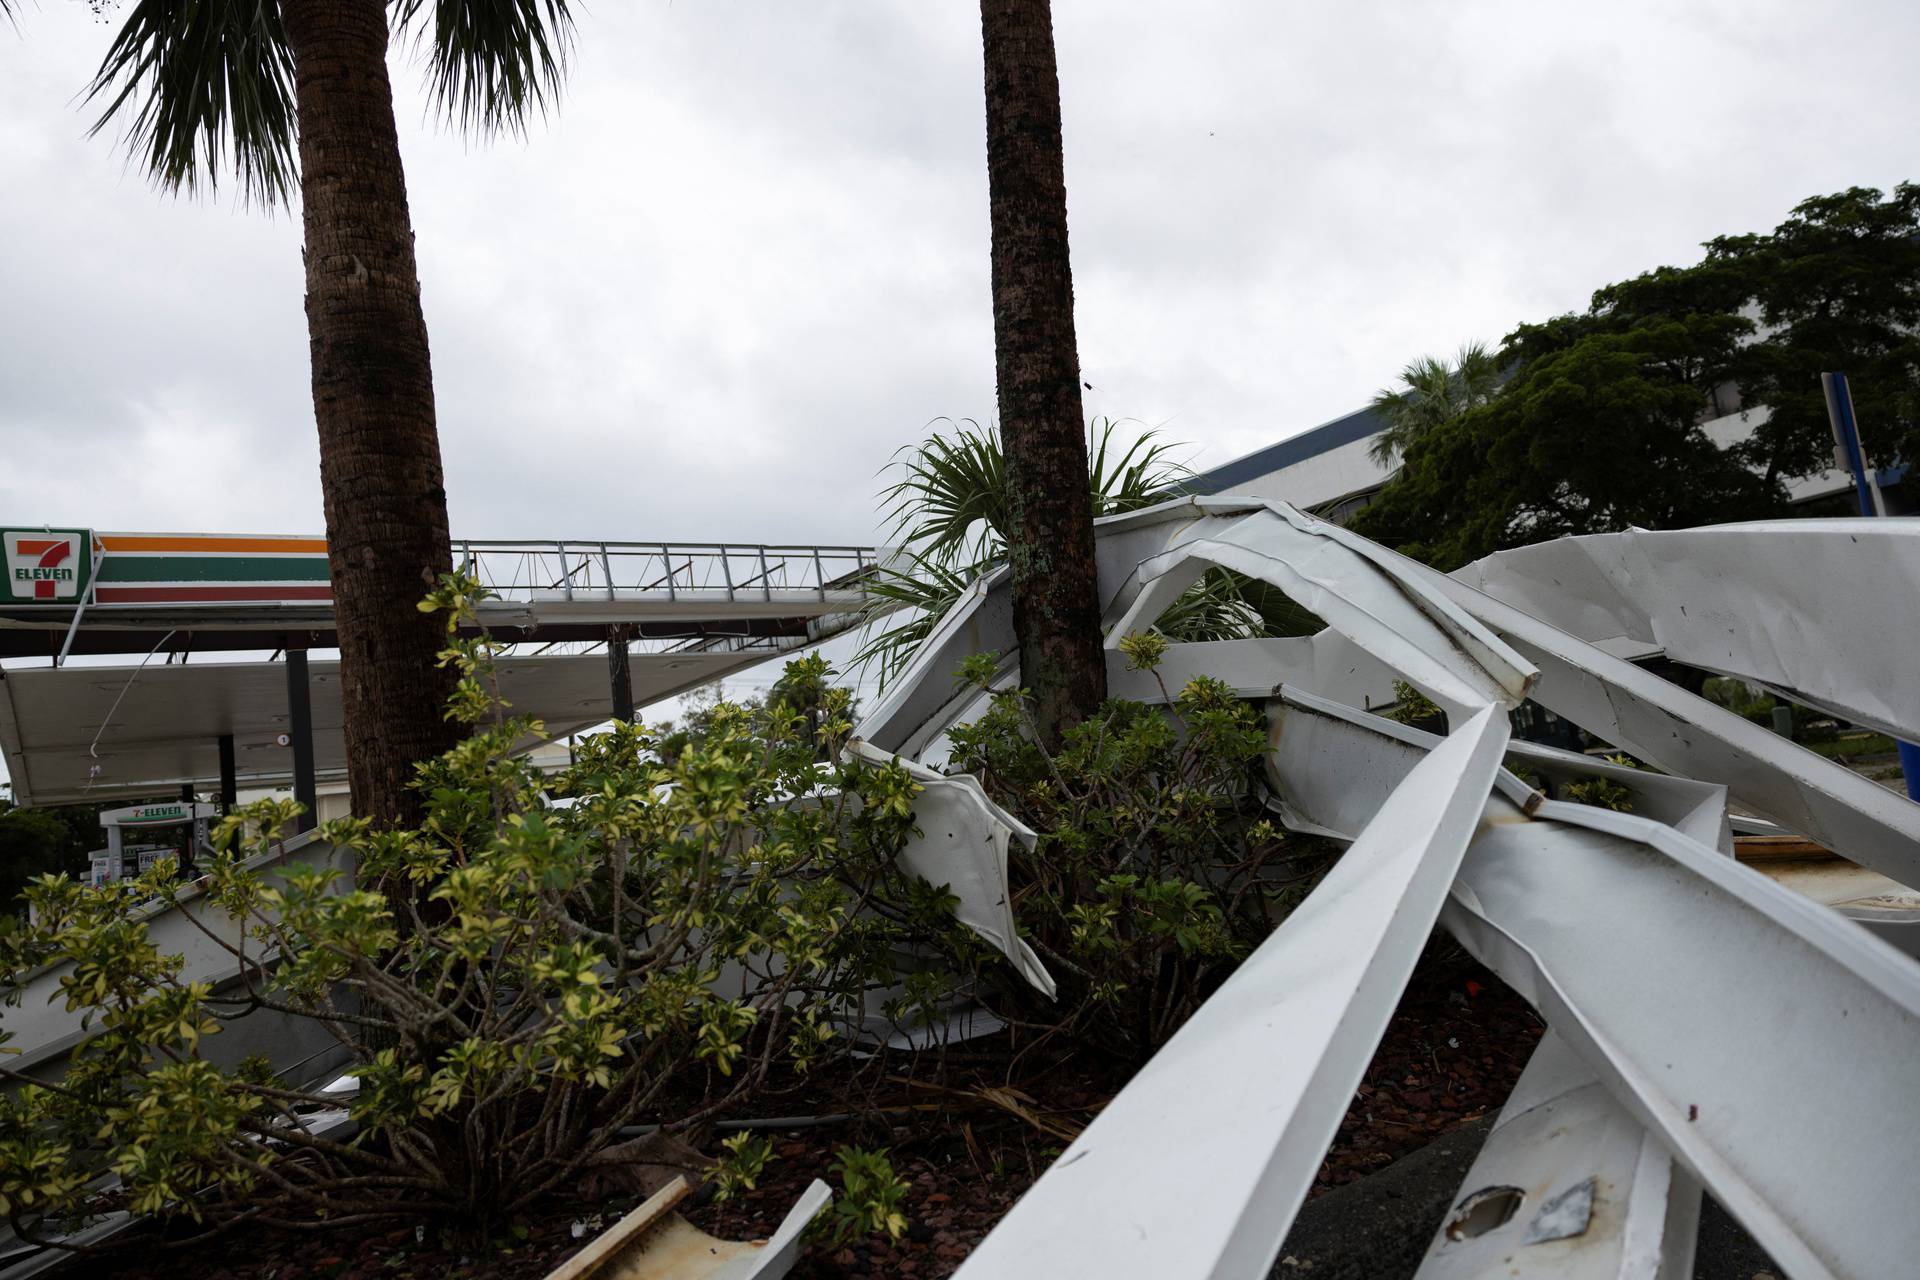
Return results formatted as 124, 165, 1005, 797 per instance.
1414, 1032, 1700, 1280
1268, 693, 1920, 1280
1445, 794, 1920, 1280
1103, 501, 1537, 719
1455, 521, 1920, 742
952, 706, 1511, 1280
846, 740, 1054, 998
1409, 565, 1920, 889
1264, 686, 1731, 855
856, 569, 1014, 757
858, 493, 1529, 754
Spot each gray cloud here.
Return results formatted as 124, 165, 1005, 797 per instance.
4, 0, 1919, 552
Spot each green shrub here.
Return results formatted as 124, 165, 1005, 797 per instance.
944, 640, 1337, 1061
820, 1146, 909, 1245
1564, 754, 1637, 812
0, 576, 971, 1250
1385, 680, 1443, 728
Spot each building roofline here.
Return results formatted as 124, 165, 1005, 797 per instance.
1189, 404, 1388, 494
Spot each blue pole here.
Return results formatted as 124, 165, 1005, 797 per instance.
1821, 372, 1920, 801
1821, 372, 1879, 517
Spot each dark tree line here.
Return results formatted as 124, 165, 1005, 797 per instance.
1353, 184, 1920, 569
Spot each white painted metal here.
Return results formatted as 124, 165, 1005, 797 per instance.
855, 570, 1013, 756
1455, 521, 1920, 741
846, 741, 1054, 997
3, 830, 356, 1086
1415, 1033, 1699, 1280
1270, 691, 1920, 1278
1103, 503, 1537, 719
1409, 566, 1920, 888
953, 706, 1510, 1279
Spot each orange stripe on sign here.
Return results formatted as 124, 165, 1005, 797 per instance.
99, 534, 329, 555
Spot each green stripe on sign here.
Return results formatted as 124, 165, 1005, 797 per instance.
97, 555, 332, 584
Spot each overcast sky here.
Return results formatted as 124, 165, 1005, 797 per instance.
4, 0, 1918, 550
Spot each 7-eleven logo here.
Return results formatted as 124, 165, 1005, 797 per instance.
4, 531, 91, 603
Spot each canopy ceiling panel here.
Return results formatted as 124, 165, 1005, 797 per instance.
0, 649, 770, 805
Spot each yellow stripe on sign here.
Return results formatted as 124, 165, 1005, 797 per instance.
99, 534, 330, 555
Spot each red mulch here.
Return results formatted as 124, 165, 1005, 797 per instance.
79, 943, 1541, 1280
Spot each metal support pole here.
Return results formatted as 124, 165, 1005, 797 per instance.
608, 624, 635, 723
1822, 373, 1883, 517
1822, 371, 1920, 801
286, 649, 318, 832
218, 733, 237, 814
178, 783, 197, 876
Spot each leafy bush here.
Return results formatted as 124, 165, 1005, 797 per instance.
0, 576, 971, 1250
1385, 680, 1443, 728
943, 642, 1338, 1061
820, 1146, 909, 1245
1563, 755, 1638, 812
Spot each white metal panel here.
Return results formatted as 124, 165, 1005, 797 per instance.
846, 741, 1053, 997
1270, 689, 1920, 1279
1104, 505, 1536, 718
1401, 561, 1920, 888
1415, 1033, 1699, 1280
1455, 522, 1920, 741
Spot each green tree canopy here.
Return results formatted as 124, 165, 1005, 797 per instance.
0, 801, 101, 914
1353, 184, 1920, 568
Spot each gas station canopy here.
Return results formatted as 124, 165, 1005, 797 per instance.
0, 649, 775, 806
0, 525, 880, 807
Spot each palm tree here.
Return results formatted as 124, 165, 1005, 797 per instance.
78, 0, 575, 827
978, 0, 1104, 747
1368, 340, 1501, 466
855, 419, 1264, 685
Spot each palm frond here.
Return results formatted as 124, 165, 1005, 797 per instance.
1088, 417, 1192, 514
394, 0, 576, 135
1153, 569, 1266, 644
848, 549, 992, 690
878, 419, 1009, 571
84, 0, 298, 206
860, 418, 1223, 688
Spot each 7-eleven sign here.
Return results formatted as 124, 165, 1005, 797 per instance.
3, 530, 95, 604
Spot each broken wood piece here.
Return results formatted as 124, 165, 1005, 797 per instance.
542, 1175, 832, 1280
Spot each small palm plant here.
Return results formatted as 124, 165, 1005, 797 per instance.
853, 419, 1265, 685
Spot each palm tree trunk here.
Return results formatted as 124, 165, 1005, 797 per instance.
979, 0, 1105, 746
282, 0, 459, 827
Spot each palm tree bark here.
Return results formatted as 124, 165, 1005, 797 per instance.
282, 0, 459, 826
979, 0, 1104, 746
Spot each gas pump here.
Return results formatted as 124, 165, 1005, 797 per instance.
87, 800, 219, 885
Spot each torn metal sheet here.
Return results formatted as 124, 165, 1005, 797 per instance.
846, 741, 1054, 997
1503, 739, 1731, 855
1445, 796, 1920, 1280
1102, 502, 1537, 718
855, 569, 1014, 756
1402, 562, 1920, 889
1415, 1032, 1700, 1279
1264, 686, 1730, 856
1270, 691, 1920, 1277
1103, 635, 1403, 715
1456, 521, 1920, 742
952, 707, 1510, 1280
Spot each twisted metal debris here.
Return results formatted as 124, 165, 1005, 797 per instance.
851, 496, 1920, 1280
